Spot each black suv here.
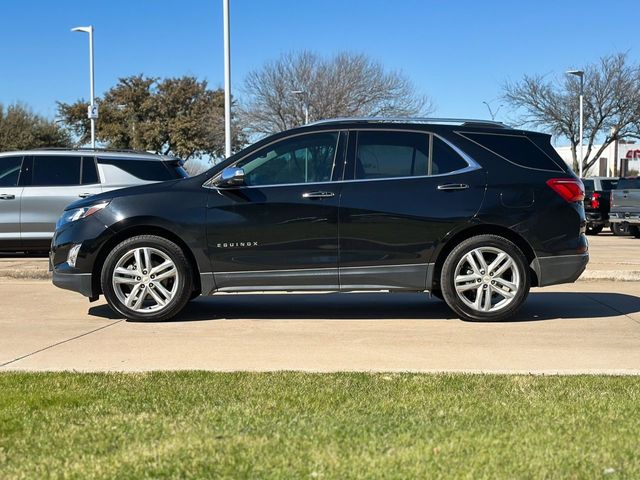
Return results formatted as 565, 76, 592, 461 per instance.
51, 118, 588, 322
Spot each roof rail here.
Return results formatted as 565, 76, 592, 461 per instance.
36, 147, 171, 156
307, 117, 506, 128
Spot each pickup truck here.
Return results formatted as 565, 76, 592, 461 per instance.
609, 177, 640, 238
581, 177, 618, 235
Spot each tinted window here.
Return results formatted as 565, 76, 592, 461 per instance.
355, 131, 428, 179
461, 132, 564, 171
81, 156, 99, 184
237, 132, 338, 186
0, 156, 22, 187
600, 179, 618, 191
618, 178, 640, 189
432, 137, 468, 174
97, 158, 179, 181
32, 155, 81, 186
582, 179, 595, 192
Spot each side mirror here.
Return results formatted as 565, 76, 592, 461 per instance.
217, 167, 245, 187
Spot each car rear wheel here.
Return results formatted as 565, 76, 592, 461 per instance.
101, 235, 193, 321
611, 223, 629, 236
440, 235, 530, 322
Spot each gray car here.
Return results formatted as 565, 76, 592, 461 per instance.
0, 149, 188, 252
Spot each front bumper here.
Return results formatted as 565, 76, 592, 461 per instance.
530, 253, 589, 287
52, 268, 94, 298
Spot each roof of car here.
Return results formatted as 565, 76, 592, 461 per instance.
306, 117, 509, 129
0, 148, 177, 162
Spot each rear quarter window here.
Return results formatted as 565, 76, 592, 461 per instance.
459, 132, 565, 172
97, 157, 179, 181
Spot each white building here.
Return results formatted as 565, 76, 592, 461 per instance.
554, 142, 640, 177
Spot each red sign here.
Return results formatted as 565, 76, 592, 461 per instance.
625, 149, 640, 159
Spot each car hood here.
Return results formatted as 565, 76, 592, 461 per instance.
64, 179, 186, 211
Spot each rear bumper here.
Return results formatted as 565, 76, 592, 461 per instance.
531, 253, 589, 287
609, 212, 640, 224
585, 211, 606, 225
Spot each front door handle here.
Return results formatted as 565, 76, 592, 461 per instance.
0, 194, 16, 200
78, 193, 92, 198
302, 191, 335, 199
437, 183, 469, 191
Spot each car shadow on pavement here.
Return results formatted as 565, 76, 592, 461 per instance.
88, 291, 640, 323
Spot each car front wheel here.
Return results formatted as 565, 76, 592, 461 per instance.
101, 235, 193, 321
440, 235, 530, 322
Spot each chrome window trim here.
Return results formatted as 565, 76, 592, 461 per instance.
203, 128, 481, 190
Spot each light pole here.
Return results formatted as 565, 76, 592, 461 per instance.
223, 0, 232, 158
482, 101, 502, 121
292, 90, 309, 124
567, 69, 585, 177
71, 26, 97, 148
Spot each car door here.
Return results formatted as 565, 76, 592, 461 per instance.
20, 154, 103, 248
0, 155, 25, 250
338, 129, 486, 290
206, 130, 346, 290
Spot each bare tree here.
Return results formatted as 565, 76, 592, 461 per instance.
241, 51, 434, 136
503, 53, 640, 174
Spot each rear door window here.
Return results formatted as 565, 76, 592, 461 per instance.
600, 179, 618, 191
0, 156, 23, 187
354, 131, 429, 179
459, 132, 565, 172
31, 155, 81, 186
81, 156, 100, 184
431, 137, 469, 175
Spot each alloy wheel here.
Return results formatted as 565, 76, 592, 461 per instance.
111, 247, 179, 313
453, 246, 520, 313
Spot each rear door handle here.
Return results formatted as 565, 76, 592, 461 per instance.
302, 191, 335, 199
0, 194, 15, 200
437, 183, 469, 191
78, 193, 92, 198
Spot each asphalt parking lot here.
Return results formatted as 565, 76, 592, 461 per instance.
1, 234, 639, 374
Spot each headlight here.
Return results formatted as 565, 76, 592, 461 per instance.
56, 201, 110, 229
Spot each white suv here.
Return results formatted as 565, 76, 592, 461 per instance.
0, 149, 187, 252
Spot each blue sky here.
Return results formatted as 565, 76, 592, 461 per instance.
1, 0, 638, 127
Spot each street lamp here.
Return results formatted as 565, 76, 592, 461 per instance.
71, 26, 97, 149
292, 90, 309, 124
566, 69, 585, 177
223, 0, 232, 158
482, 101, 502, 121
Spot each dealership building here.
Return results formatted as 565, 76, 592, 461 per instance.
554, 142, 640, 177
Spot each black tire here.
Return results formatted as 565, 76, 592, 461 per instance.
630, 225, 640, 239
611, 223, 629, 236
440, 235, 531, 322
101, 235, 194, 321
586, 225, 604, 235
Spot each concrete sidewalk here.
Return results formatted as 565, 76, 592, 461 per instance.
1, 279, 639, 374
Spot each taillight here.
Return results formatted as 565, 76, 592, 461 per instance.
546, 178, 585, 202
590, 192, 600, 209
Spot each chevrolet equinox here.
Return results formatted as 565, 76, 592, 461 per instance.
51, 118, 589, 322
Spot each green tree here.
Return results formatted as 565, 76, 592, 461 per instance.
58, 75, 245, 160
0, 103, 71, 151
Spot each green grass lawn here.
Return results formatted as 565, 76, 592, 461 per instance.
1, 373, 639, 479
